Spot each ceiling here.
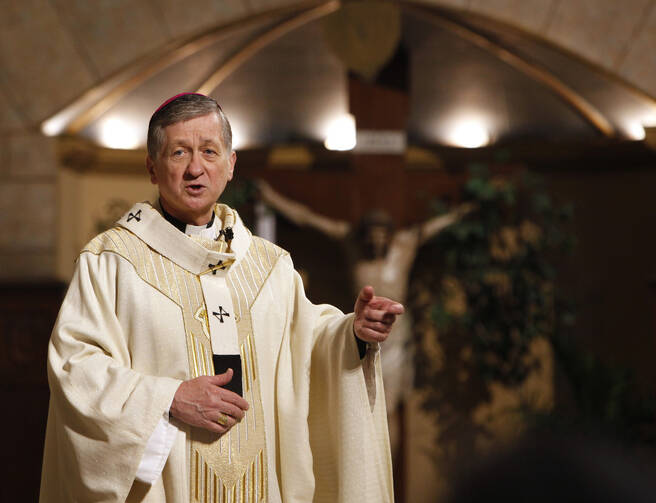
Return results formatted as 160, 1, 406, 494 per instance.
3, 0, 656, 150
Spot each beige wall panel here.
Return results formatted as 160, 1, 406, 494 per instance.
50, 0, 171, 79
0, 182, 56, 251
0, 250, 55, 280
468, 0, 557, 32
247, 0, 305, 10
405, 391, 448, 503
545, 0, 651, 69
57, 169, 157, 280
8, 133, 57, 177
0, 0, 94, 124
618, 3, 656, 98
0, 138, 6, 178
0, 88, 26, 134
421, 0, 472, 10
154, 0, 248, 40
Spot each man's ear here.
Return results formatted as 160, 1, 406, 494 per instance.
146, 155, 158, 185
227, 150, 237, 181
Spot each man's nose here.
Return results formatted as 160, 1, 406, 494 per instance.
185, 153, 203, 177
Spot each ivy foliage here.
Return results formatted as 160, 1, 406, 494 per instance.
412, 165, 656, 452
416, 165, 574, 387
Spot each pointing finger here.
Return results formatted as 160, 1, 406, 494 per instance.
366, 298, 405, 315
364, 309, 396, 324
386, 303, 404, 315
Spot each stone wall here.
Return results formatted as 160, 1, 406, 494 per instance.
0, 133, 58, 280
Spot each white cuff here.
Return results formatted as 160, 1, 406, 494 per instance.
135, 411, 179, 484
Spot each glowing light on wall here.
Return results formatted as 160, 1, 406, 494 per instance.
41, 115, 67, 137
625, 121, 646, 141
99, 117, 140, 149
230, 122, 247, 151
445, 118, 490, 148
621, 106, 656, 140
324, 114, 356, 151
641, 110, 656, 127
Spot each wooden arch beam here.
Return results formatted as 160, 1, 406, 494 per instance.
54, 1, 336, 135
401, 1, 616, 138
197, 1, 339, 95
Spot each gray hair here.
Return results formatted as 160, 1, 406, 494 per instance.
147, 94, 232, 159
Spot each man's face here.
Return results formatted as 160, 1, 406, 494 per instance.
146, 113, 236, 225
368, 224, 391, 258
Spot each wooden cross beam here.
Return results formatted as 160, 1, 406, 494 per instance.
237, 71, 471, 228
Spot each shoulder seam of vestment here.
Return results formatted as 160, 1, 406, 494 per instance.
249, 234, 288, 259
80, 226, 147, 266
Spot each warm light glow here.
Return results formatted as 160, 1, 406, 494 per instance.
642, 110, 656, 128
230, 122, 246, 151
99, 117, 140, 149
41, 116, 67, 137
446, 118, 490, 148
324, 114, 356, 151
626, 121, 646, 141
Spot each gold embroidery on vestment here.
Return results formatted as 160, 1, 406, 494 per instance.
82, 213, 285, 503
194, 306, 211, 340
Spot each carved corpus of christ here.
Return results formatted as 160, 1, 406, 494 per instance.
257, 180, 474, 421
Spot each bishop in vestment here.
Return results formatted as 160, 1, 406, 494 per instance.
40, 93, 402, 502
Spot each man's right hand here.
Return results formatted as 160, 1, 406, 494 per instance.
170, 369, 249, 435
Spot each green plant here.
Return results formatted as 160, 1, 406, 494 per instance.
410, 165, 574, 458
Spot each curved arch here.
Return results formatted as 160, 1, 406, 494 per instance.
44, 0, 654, 142
46, 1, 337, 135
402, 1, 615, 137
197, 2, 339, 95
451, 0, 656, 106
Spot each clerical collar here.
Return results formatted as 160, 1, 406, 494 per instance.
161, 203, 215, 234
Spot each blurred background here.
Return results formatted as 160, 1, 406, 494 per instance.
1, 0, 656, 501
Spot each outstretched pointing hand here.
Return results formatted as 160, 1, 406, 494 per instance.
353, 286, 405, 343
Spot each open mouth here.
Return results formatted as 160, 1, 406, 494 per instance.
186, 184, 205, 192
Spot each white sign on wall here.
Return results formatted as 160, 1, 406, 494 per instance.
354, 130, 406, 154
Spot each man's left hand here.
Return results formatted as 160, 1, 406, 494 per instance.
353, 286, 404, 343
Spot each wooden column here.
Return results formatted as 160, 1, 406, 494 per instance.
348, 75, 409, 226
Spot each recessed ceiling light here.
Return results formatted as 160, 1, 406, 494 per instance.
99, 117, 140, 150
446, 118, 490, 148
324, 114, 356, 151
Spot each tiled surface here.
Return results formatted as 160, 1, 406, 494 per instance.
152, 0, 248, 40
0, 182, 56, 251
415, 0, 656, 100
51, 0, 171, 79
618, 2, 656, 97
8, 133, 57, 177
545, 0, 652, 69
247, 0, 303, 12
0, 87, 25, 134
0, 0, 94, 124
422, 0, 472, 10
468, 0, 557, 33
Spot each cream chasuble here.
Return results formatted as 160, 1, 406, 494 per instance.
41, 202, 393, 503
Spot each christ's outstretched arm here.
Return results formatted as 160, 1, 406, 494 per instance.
418, 202, 477, 246
258, 180, 351, 240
